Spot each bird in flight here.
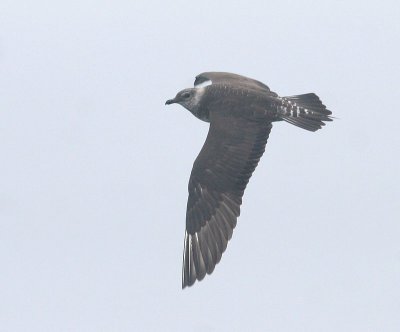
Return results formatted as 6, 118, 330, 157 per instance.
165, 72, 333, 288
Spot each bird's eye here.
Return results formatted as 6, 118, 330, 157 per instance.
182, 93, 191, 99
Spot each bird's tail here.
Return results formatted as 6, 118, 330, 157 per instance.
278, 93, 333, 131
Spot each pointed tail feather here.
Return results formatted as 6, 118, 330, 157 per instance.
278, 93, 333, 132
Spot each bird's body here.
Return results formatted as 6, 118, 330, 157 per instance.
165, 72, 332, 288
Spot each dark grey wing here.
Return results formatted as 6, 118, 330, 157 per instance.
182, 108, 273, 288
194, 71, 277, 96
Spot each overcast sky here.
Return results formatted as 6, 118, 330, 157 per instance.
1, 0, 399, 331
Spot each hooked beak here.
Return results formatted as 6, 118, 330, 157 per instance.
165, 98, 177, 105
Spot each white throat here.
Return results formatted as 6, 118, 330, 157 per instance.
192, 79, 212, 108
193, 87, 206, 106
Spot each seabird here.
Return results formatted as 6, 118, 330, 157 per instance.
165, 72, 333, 288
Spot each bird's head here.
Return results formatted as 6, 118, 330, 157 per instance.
165, 88, 203, 113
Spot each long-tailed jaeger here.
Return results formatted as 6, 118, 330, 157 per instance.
165, 72, 333, 288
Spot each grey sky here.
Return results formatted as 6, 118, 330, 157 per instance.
1, 0, 399, 331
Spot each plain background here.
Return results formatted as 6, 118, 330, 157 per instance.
1, 0, 399, 331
